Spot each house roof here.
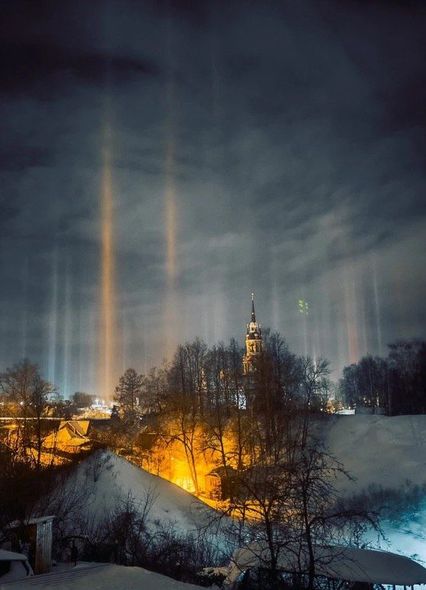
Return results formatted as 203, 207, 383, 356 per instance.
59, 420, 90, 436
206, 466, 236, 478
226, 543, 426, 586
43, 421, 91, 449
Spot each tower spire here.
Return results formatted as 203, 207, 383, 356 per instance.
243, 293, 263, 375
251, 293, 256, 322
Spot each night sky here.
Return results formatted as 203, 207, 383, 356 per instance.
1, 0, 425, 397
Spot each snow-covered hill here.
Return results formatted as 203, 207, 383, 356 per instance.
322, 415, 426, 562
46, 450, 228, 545
323, 415, 426, 493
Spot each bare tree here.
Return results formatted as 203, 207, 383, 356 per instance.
142, 365, 169, 414
227, 432, 380, 590
157, 340, 210, 494
161, 394, 203, 494
0, 359, 55, 469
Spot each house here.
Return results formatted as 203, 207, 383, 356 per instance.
43, 420, 91, 454
205, 466, 237, 500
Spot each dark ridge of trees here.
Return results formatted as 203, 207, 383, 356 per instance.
114, 368, 144, 424
338, 340, 426, 415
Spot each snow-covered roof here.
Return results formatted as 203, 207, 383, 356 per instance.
43, 421, 91, 449
7, 516, 55, 529
0, 550, 28, 562
58, 420, 90, 436
314, 545, 426, 585
226, 543, 426, 586
0, 562, 205, 589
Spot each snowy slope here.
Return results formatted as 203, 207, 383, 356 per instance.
376, 507, 426, 564
54, 416, 426, 528
323, 415, 426, 493
47, 450, 226, 541
0, 563, 204, 590
321, 415, 426, 562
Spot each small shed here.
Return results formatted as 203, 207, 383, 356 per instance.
7, 516, 55, 575
205, 466, 237, 500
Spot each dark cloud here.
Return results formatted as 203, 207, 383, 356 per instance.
0, 0, 425, 394
0, 42, 160, 97
0, 147, 52, 171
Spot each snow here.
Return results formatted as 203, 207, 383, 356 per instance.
0, 562, 204, 589
63, 416, 426, 530
0, 551, 33, 583
323, 415, 426, 562
225, 543, 426, 586
367, 501, 426, 565
324, 415, 426, 492
0, 551, 28, 563
51, 417, 426, 525
48, 450, 227, 542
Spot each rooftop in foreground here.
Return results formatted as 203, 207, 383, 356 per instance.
226, 543, 426, 586
0, 562, 204, 590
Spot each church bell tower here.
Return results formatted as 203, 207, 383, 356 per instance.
243, 293, 263, 374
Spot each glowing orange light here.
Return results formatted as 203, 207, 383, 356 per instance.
99, 124, 117, 400
162, 63, 179, 359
